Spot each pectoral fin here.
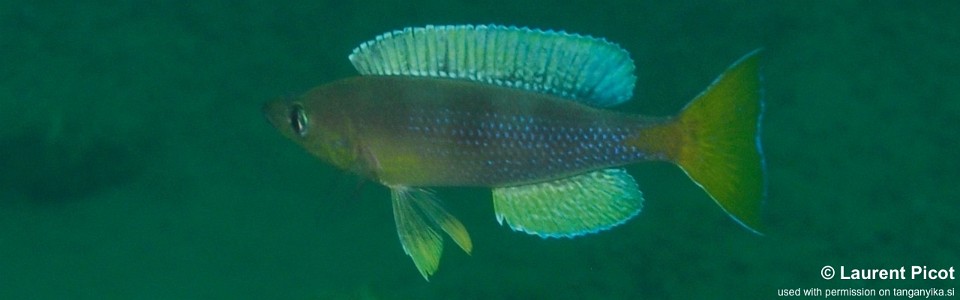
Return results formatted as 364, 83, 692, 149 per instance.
492, 168, 643, 238
390, 186, 472, 280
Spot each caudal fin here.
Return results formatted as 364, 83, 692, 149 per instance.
632, 50, 766, 233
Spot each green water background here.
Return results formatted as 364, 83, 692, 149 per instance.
1, 1, 957, 299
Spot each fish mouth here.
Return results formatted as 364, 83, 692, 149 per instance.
262, 99, 288, 130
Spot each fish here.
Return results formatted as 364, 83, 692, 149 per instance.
263, 24, 765, 280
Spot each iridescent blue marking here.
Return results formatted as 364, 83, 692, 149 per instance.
399, 107, 656, 184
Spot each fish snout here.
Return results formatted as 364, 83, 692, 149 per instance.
262, 99, 288, 130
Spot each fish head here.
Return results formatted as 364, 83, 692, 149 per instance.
263, 94, 360, 173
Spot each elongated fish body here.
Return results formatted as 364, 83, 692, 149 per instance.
285, 75, 667, 187
264, 25, 766, 280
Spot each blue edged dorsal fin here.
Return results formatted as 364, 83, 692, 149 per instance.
349, 24, 637, 107
491, 168, 643, 238
389, 185, 472, 281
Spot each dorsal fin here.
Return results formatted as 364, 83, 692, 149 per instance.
349, 25, 637, 107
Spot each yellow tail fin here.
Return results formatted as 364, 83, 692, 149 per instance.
634, 50, 765, 233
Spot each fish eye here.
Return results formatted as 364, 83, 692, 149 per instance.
289, 103, 309, 137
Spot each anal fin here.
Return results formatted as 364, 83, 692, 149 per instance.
390, 186, 472, 280
492, 168, 643, 238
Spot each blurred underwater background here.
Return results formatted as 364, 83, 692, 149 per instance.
1, 0, 957, 298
